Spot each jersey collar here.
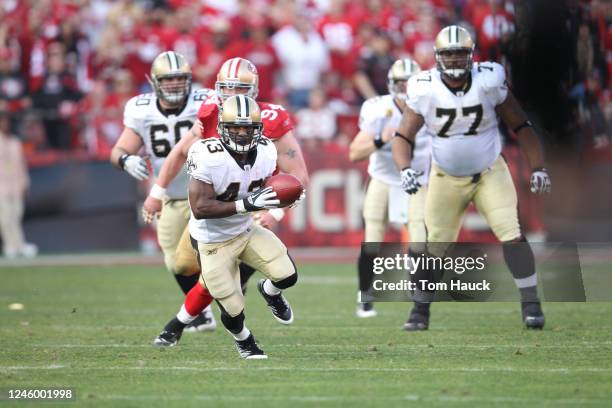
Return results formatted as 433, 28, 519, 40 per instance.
156, 99, 188, 117
225, 143, 258, 169
441, 72, 473, 96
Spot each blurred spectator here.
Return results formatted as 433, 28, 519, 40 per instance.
0, 48, 31, 132
0, 111, 37, 258
317, 0, 359, 78
272, 10, 330, 109
226, 20, 280, 101
353, 28, 395, 100
31, 42, 82, 149
295, 88, 337, 146
193, 19, 232, 89
471, 0, 514, 61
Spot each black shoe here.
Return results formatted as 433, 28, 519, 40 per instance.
184, 307, 217, 333
402, 302, 430, 331
522, 301, 545, 329
257, 279, 293, 325
153, 330, 182, 347
235, 334, 267, 359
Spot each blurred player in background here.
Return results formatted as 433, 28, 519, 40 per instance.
349, 58, 431, 318
153, 96, 298, 359
110, 51, 216, 332
142, 57, 308, 294
393, 26, 551, 331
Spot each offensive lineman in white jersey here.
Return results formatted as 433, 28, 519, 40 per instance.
153, 95, 298, 359
393, 26, 551, 330
110, 51, 216, 332
349, 58, 431, 318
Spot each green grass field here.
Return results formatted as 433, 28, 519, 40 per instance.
1, 262, 612, 407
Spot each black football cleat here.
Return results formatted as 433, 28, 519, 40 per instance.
522, 301, 545, 329
257, 279, 293, 324
153, 329, 182, 347
184, 306, 217, 333
235, 334, 267, 359
402, 302, 430, 331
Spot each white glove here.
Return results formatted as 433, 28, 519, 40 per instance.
121, 154, 149, 181
400, 168, 423, 195
236, 187, 280, 213
530, 169, 551, 194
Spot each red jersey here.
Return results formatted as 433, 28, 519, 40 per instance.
196, 94, 294, 140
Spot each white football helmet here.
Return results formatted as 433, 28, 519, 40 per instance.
217, 95, 263, 154
387, 58, 421, 100
434, 25, 475, 81
149, 51, 192, 105
215, 58, 259, 101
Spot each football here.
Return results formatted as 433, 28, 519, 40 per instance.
264, 174, 304, 208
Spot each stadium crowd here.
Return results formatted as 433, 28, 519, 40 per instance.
0, 0, 610, 159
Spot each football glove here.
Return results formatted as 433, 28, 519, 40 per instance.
121, 154, 149, 181
236, 187, 280, 214
400, 168, 423, 195
530, 169, 551, 194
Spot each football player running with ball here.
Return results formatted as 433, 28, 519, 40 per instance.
142, 57, 307, 295
110, 51, 216, 332
349, 58, 431, 318
392, 26, 551, 330
154, 96, 297, 359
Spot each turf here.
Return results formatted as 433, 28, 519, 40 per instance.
1, 263, 612, 407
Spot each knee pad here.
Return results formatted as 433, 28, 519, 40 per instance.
273, 271, 298, 290
219, 306, 245, 334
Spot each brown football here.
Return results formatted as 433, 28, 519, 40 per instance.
264, 174, 304, 208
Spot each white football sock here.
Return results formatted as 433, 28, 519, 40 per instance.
263, 279, 282, 296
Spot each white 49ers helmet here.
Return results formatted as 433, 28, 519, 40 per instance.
434, 25, 475, 81
387, 58, 421, 100
216, 58, 259, 101
218, 95, 263, 154
149, 51, 192, 105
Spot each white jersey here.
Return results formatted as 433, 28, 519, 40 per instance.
359, 94, 431, 186
123, 88, 213, 199
187, 138, 278, 243
407, 62, 508, 177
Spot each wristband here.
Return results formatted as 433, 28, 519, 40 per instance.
394, 131, 414, 149
235, 199, 247, 214
373, 135, 385, 149
118, 153, 130, 170
268, 208, 285, 222
149, 184, 167, 200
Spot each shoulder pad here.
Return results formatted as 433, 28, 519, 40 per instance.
188, 139, 227, 167
408, 71, 434, 97
476, 62, 506, 90
258, 137, 278, 161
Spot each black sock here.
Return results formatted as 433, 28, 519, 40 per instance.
174, 274, 199, 294
357, 249, 374, 293
220, 309, 245, 335
503, 237, 539, 302
164, 317, 187, 333
239, 263, 257, 289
